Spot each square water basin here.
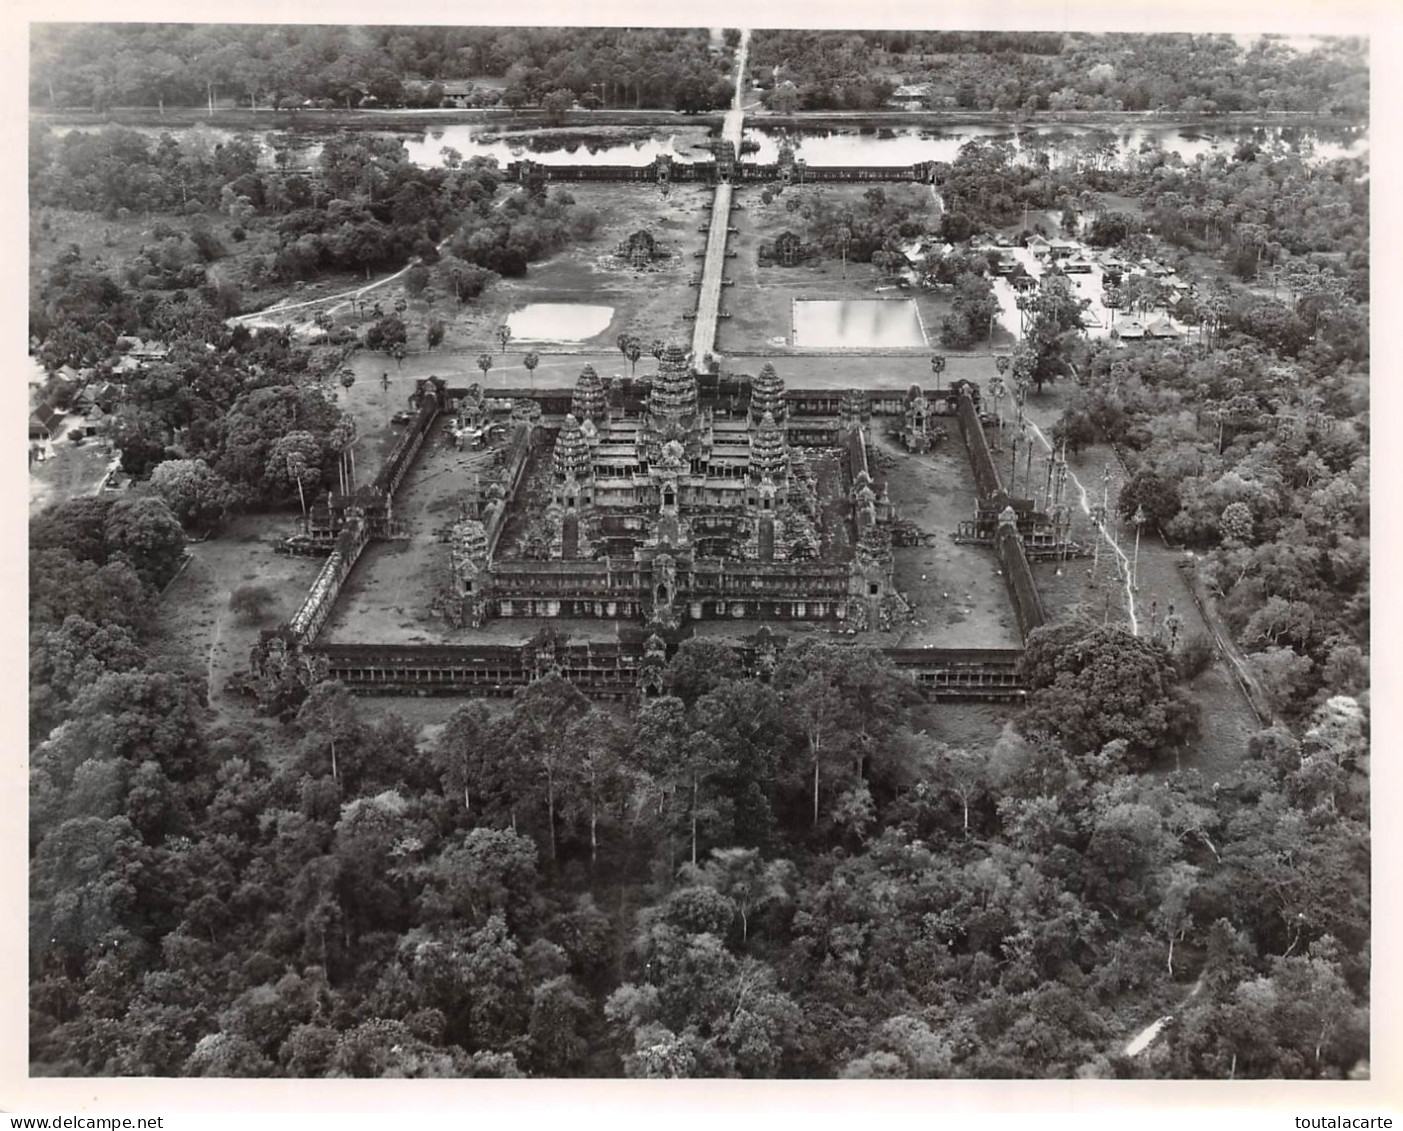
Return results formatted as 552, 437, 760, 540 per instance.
792, 299, 927, 348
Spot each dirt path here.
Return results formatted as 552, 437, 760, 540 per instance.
1181, 551, 1273, 727
1123, 973, 1207, 1058
206, 605, 224, 704
232, 233, 453, 327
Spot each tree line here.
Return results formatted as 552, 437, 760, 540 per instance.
30, 24, 734, 113
751, 30, 1367, 116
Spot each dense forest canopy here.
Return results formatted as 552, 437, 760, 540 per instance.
29, 24, 735, 112
27, 588, 1370, 1077
751, 31, 1367, 116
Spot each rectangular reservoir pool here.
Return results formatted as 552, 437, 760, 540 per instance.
507, 303, 615, 343
791, 299, 927, 349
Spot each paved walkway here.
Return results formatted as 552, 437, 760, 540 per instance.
691, 182, 733, 361
690, 30, 749, 363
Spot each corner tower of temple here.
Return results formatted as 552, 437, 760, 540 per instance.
571, 364, 607, 423
552, 413, 591, 483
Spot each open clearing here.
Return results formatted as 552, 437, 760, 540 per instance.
28, 435, 115, 515
871, 430, 1021, 649
283, 182, 716, 358
155, 513, 322, 718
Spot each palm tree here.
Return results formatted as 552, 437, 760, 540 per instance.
617, 333, 637, 371
993, 354, 1011, 430
626, 341, 642, 378
496, 324, 512, 354
339, 368, 356, 400
1102, 285, 1123, 327
523, 351, 540, 388
649, 339, 665, 360
1016, 292, 1038, 339
477, 352, 494, 387
930, 354, 946, 390
286, 452, 309, 518
392, 343, 406, 371
330, 415, 357, 494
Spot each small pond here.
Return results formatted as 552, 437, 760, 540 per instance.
791, 299, 927, 349
507, 303, 615, 342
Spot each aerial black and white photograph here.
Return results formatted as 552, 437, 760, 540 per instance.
17, 5, 1381, 1106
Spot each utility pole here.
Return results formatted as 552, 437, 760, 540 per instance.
1024, 428, 1034, 501
1132, 505, 1147, 596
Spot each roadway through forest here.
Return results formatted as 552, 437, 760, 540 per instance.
690, 29, 749, 363
230, 232, 456, 331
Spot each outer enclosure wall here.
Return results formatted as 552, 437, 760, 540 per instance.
313, 639, 1025, 699
955, 390, 1048, 642
264, 379, 1041, 698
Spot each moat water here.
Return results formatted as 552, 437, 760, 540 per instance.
49, 119, 1367, 172
400, 128, 706, 167
743, 122, 1369, 167
791, 299, 927, 349
507, 303, 615, 343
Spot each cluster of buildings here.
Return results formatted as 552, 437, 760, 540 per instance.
28, 337, 168, 447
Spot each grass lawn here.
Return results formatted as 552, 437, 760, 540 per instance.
870, 430, 1021, 649
910, 700, 1012, 752
30, 208, 156, 288
153, 513, 324, 722
723, 351, 1006, 390
276, 182, 716, 360
1099, 193, 1145, 218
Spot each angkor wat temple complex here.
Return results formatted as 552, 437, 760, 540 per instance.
446, 343, 898, 632
245, 342, 1062, 703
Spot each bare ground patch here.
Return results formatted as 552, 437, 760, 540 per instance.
153, 513, 324, 719
870, 430, 1022, 649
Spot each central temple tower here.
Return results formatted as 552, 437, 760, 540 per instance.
645, 342, 700, 453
